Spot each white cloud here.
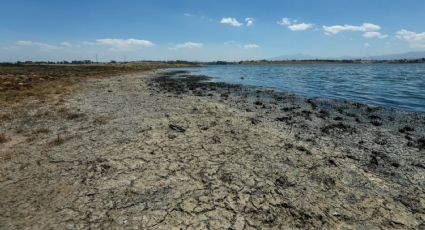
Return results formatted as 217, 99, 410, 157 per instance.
396, 29, 425, 48
82, 41, 96, 46
15, 40, 60, 50
223, 41, 259, 49
364, 43, 371, 47
277, 17, 313, 31
363, 31, 388, 39
171, 42, 203, 50
277, 18, 291, 26
288, 23, 313, 31
220, 17, 243, 27
323, 23, 381, 35
243, 44, 259, 49
245, 17, 254, 26
16, 41, 34, 46
15, 40, 74, 51
96, 38, 155, 50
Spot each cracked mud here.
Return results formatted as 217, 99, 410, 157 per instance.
1, 70, 424, 229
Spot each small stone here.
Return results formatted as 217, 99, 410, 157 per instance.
251, 117, 261, 125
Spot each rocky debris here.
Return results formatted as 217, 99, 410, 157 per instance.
399, 126, 415, 133
416, 137, 425, 150
306, 98, 317, 110
169, 124, 186, 132
275, 175, 295, 187
250, 117, 261, 125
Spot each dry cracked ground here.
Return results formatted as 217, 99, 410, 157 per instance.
0, 70, 424, 229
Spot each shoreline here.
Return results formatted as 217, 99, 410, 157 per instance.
167, 64, 425, 114
1, 69, 424, 229
153, 70, 425, 174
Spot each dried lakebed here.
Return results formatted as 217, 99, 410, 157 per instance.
0, 70, 424, 229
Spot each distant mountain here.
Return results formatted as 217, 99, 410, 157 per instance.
272, 51, 425, 61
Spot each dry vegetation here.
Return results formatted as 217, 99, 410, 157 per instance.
0, 63, 191, 105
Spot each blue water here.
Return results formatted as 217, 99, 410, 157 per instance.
176, 64, 425, 113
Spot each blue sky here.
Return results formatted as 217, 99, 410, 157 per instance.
1, 0, 425, 61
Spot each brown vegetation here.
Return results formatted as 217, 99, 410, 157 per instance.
0, 63, 193, 105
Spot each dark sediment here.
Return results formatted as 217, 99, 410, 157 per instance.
149, 70, 425, 229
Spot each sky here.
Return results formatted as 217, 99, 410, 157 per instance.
1, 0, 425, 62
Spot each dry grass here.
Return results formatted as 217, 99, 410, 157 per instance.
0, 78, 76, 105
0, 63, 194, 106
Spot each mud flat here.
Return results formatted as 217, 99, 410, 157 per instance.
0, 69, 424, 229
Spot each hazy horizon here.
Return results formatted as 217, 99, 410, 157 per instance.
1, 0, 425, 62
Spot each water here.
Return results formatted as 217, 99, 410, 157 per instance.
175, 64, 425, 113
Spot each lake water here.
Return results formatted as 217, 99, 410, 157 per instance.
176, 64, 425, 113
